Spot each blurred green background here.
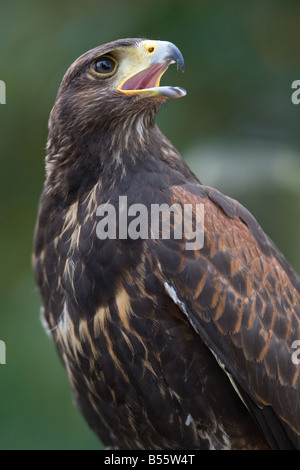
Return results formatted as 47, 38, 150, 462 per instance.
0, 0, 299, 450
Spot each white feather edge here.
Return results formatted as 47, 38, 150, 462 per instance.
161, 274, 249, 411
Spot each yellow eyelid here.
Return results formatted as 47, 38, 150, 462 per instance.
90, 54, 118, 77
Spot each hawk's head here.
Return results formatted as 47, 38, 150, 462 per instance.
46, 39, 185, 194
51, 38, 185, 135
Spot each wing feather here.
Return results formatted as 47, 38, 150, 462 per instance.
154, 183, 300, 448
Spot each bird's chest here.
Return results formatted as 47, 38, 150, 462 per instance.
53, 260, 192, 447
40, 205, 258, 450
53, 275, 240, 450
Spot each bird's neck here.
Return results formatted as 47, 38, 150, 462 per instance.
106, 110, 159, 157
45, 110, 167, 200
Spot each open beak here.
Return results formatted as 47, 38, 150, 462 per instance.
117, 40, 186, 99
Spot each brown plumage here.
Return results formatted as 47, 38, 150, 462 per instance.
33, 38, 300, 450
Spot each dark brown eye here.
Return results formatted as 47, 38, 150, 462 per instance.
92, 56, 117, 76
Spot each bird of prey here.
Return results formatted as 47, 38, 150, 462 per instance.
33, 38, 300, 450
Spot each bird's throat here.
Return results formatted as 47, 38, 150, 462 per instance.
46, 108, 164, 201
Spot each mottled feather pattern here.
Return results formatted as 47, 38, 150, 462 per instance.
33, 38, 300, 450
155, 184, 300, 446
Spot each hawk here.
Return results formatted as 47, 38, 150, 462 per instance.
33, 38, 300, 450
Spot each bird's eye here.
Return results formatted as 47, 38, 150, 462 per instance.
91, 56, 118, 77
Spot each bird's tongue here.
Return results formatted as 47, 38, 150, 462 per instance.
121, 63, 168, 91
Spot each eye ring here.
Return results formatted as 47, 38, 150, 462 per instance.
90, 55, 118, 77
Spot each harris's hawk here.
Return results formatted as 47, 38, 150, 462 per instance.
33, 38, 300, 450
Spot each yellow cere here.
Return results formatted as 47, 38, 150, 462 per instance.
115, 40, 159, 93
